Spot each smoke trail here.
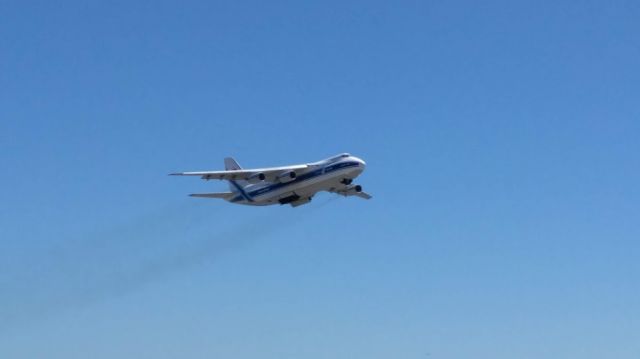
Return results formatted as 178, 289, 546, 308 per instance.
1, 199, 210, 329
0, 196, 338, 331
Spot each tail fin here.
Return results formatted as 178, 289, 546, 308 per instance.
224, 157, 242, 170
224, 157, 247, 193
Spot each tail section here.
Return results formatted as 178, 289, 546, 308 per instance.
189, 192, 235, 200
224, 157, 248, 193
224, 157, 242, 170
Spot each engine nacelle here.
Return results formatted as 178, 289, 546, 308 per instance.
247, 172, 266, 184
342, 184, 363, 195
277, 171, 296, 183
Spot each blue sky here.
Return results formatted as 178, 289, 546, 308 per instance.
1, 1, 639, 357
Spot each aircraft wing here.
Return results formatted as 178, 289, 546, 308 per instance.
170, 165, 309, 181
330, 185, 372, 200
354, 192, 372, 200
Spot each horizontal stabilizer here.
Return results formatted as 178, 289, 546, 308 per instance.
189, 192, 235, 199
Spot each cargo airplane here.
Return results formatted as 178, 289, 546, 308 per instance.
170, 153, 371, 207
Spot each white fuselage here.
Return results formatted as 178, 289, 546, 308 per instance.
228, 155, 366, 206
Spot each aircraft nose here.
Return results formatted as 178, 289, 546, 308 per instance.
355, 157, 366, 168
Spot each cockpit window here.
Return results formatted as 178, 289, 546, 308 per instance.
326, 153, 351, 162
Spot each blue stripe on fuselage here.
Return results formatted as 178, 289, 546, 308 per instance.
229, 180, 254, 202
230, 161, 359, 203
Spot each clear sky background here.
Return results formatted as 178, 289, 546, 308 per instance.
1, 1, 639, 358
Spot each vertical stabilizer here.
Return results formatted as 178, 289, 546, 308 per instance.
224, 157, 242, 170
224, 157, 247, 193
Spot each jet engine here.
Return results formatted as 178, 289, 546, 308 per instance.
247, 172, 266, 184
277, 171, 297, 183
342, 184, 363, 195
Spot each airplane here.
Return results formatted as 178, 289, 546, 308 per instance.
170, 153, 371, 207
